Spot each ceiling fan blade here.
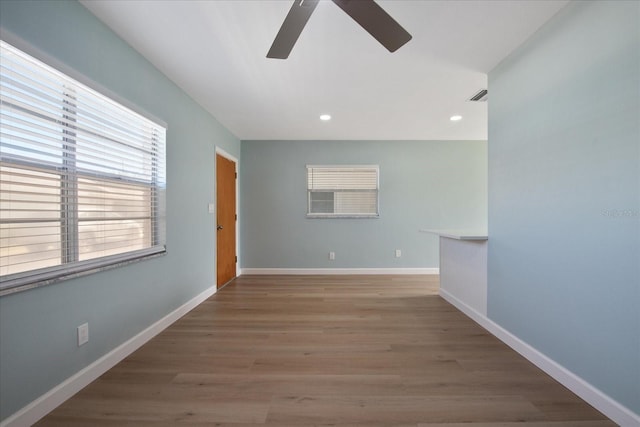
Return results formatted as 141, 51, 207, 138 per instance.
267, 0, 320, 59
331, 0, 412, 52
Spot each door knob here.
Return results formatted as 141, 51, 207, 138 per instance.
217, 225, 223, 230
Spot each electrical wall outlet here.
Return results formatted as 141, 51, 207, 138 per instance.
77, 323, 89, 347
395, 249, 402, 258
329, 251, 335, 260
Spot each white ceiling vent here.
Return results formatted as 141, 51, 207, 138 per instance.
468, 89, 488, 102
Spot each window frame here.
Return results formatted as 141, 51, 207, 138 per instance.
0, 39, 167, 296
306, 164, 380, 219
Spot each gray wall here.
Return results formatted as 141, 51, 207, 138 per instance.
488, 0, 639, 414
241, 140, 487, 269
0, 0, 240, 420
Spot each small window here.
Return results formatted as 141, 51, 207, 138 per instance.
0, 40, 166, 295
307, 165, 379, 218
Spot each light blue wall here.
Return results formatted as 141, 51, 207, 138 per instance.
0, 0, 240, 420
241, 140, 487, 269
488, 0, 639, 414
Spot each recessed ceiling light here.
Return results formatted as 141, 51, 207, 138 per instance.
450, 115, 462, 121
320, 114, 331, 121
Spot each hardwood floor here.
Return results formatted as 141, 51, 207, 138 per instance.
36, 275, 615, 426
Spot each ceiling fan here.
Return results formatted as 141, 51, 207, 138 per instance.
267, 0, 412, 59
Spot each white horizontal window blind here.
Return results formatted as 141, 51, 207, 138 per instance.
0, 40, 166, 294
307, 165, 379, 218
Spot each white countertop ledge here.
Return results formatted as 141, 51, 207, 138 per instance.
419, 229, 488, 241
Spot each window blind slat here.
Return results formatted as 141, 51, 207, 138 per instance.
0, 92, 61, 123
1, 93, 156, 161
0, 66, 69, 110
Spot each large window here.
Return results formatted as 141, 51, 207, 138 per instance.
0, 40, 166, 295
307, 165, 379, 218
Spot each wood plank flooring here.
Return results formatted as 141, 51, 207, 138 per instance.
36, 275, 615, 426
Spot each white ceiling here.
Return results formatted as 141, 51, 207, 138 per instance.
80, 0, 568, 141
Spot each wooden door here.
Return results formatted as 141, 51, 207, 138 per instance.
216, 153, 236, 287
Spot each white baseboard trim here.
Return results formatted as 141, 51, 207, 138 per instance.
439, 288, 640, 427
241, 268, 439, 275
1, 284, 218, 427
